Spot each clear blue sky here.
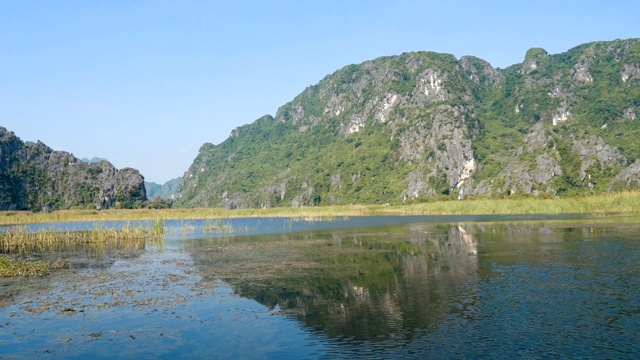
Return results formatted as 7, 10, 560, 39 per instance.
1, 1, 638, 183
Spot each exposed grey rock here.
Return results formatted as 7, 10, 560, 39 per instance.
572, 136, 626, 182
291, 185, 315, 207
520, 122, 552, 153
621, 64, 640, 83
414, 69, 449, 103
352, 172, 362, 184
331, 173, 341, 190
221, 190, 249, 210
0, 126, 146, 211
572, 62, 594, 83
609, 160, 640, 190
552, 101, 572, 126
496, 123, 562, 195
257, 182, 288, 208
403, 167, 430, 201
459, 56, 504, 86
571, 47, 595, 83
533, 154, 562, 184
622, 107, 637, 120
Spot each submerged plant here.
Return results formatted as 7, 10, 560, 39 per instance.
0, 255, 66, 277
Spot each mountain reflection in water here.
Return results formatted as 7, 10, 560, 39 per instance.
186, 217, 640, 357
186, 222, 480, 343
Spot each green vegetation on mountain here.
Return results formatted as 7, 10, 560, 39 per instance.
0, 128, 147, 212
145, 177, 182, 201
176, 38, 640, 209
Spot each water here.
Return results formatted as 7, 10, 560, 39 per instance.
1, 214, 639, 358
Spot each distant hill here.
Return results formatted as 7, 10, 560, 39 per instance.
81, 157, 107, 164
175, 38, 640, 209
0, 127, 147, 211
145, 177, 182, 200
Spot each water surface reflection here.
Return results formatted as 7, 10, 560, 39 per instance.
2, 215, 640, 358
183, 217, 640, 357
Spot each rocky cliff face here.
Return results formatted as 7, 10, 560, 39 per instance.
176, 38, 640, 208
0, 127, 146, 211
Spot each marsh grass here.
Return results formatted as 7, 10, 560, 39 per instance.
396, 191, 640, 215
290, 215, 339, 222
170, 221, 196, 236
0, 221, 166, 254
202, 219, 235, 234
0, 191, 639, 225
0, 205, 371, 225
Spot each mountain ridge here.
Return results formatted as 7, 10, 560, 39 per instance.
176, 38, 640, 208
145, 177, 182, 200
0, 127, 147, 211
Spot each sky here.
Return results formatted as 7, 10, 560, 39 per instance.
1, 1, 638, 183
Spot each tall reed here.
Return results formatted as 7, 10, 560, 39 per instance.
203, 219, 236, 234
1, 191, 639, 225
0, 222, 166, 255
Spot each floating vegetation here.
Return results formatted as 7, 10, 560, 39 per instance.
0, 220, 166, 255
0, 255, 66, 277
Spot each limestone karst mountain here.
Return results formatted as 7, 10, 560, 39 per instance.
0, 127, 146, 211
176, 38, 638, 208
145, 177, 182, 200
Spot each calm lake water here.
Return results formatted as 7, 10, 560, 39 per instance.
1, 214, 640, 359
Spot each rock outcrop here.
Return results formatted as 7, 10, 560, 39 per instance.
0, 127, 146, 211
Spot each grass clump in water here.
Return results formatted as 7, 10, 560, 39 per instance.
203, 219, 236, 234
0, 255, 66, 277
0, 222, 166, 254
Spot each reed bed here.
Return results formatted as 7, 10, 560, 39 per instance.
0, 205, 371, 225
1, 191, 639, 225
397, 191, 640, 215
202, 219, 236, 234
0, 220, 166, 254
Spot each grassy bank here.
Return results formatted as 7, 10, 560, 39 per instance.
397, 191, 640, 216
1, 191, 639, 225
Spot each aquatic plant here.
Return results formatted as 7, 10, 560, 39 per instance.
174, 221, 196, 236
153, 218, 166, 237
203, 219, 235, 234
0, 222, 166, 254
0, 255, 66, 277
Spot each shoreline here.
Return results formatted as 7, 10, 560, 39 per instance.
1, 191, 639, 225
